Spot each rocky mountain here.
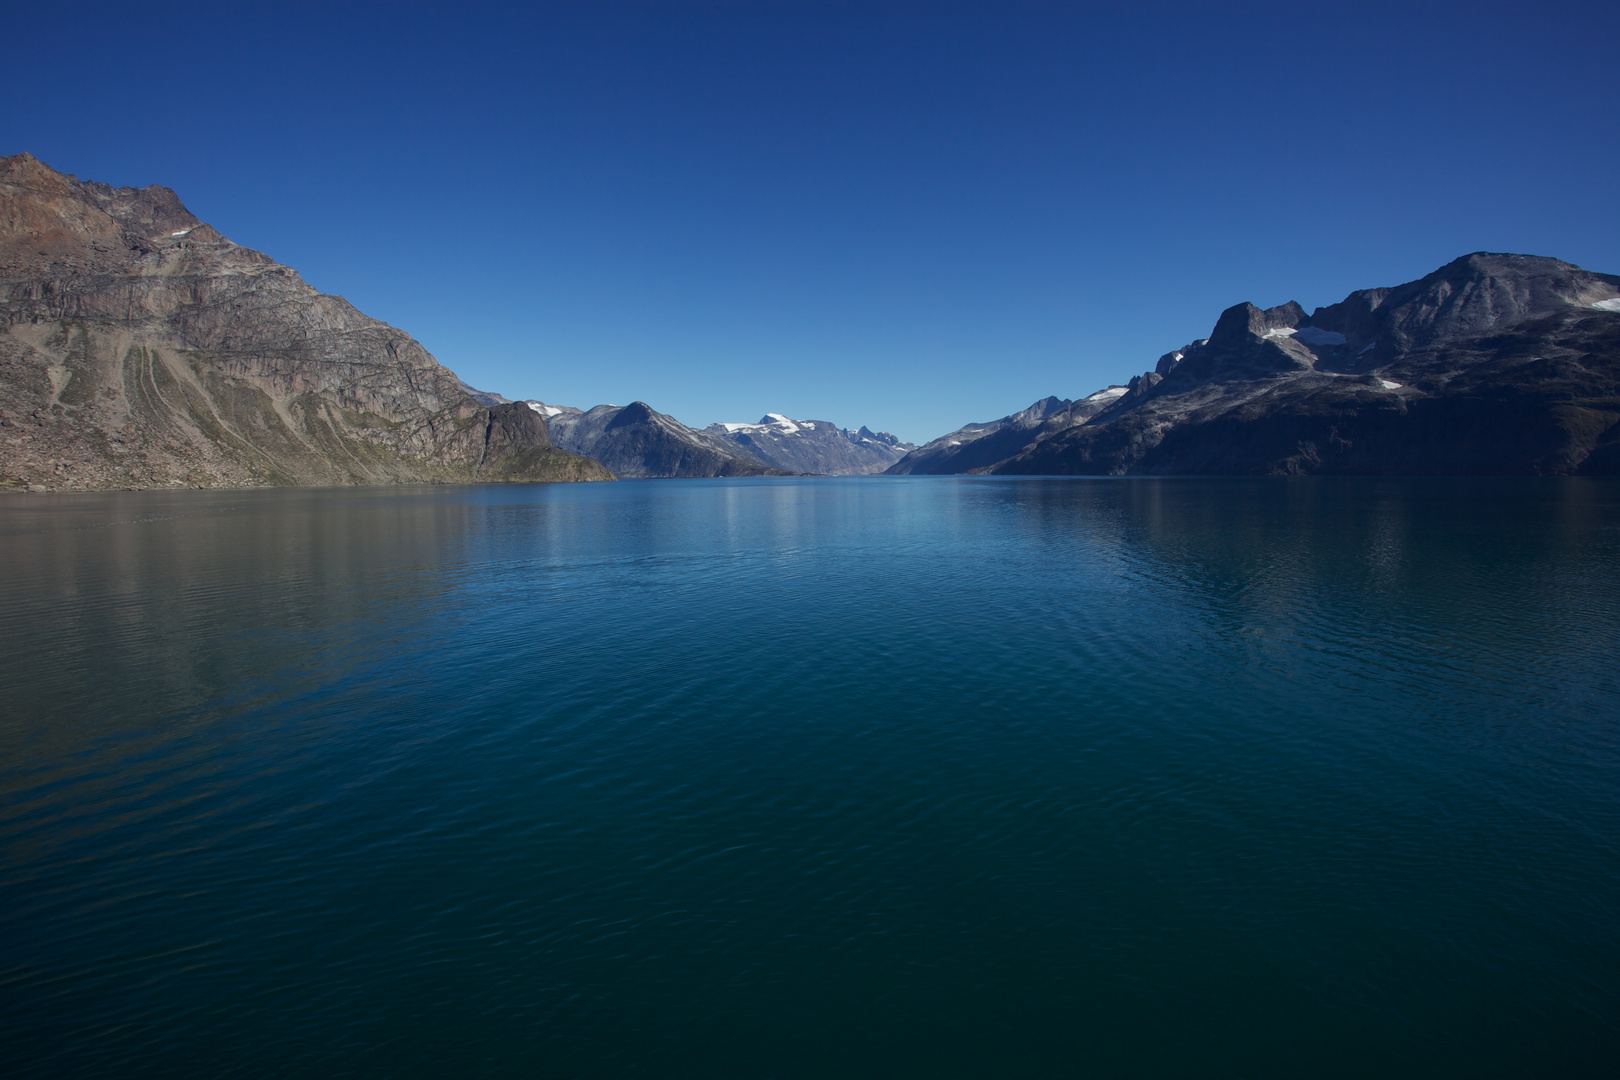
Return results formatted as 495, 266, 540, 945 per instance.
889, 253, 1620, 476
886, 394, 1113, 475
0, 153, 611, 491
702, 413, 914, 474
458, 380, 513, 407
529, 400, 788, 478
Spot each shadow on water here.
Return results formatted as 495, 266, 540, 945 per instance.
1, 478, 1617, 1077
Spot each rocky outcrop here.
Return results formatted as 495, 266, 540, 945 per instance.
0, 153, 612, 491
531, 400, 788, 478
901, 253, 1620, 477
703, 414, 914, 474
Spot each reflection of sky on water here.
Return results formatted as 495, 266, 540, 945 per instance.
1, 477, 1617, 1077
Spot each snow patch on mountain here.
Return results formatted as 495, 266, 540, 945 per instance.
704, 413, 915, 473
1294, 326, 1348, 346
718, 414, 809, 435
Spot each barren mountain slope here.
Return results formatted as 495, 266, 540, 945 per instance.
899, 253, 1620, 477
0, 153, 611, 491
704, 414, 913, 474
533, 401, 788, 478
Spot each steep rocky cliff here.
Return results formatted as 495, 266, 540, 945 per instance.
0, 153, 612, 491
889, 253, 1620, 476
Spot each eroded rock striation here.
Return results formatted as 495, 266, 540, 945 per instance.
0, 153, 612, 491
888, 253, 1620, 476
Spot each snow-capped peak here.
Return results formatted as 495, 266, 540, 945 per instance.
716, 413, 815, 435
763, 413, 803, 433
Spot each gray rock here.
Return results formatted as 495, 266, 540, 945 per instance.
703, 414, 915, 474
458, 380, 513, 407
532, 400, 786, 478
907, 253, 1620, 477
887, 393, 1120, 475
0, 152, 612, 491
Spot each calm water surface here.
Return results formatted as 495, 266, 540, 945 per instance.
1, 477, 1617, 1077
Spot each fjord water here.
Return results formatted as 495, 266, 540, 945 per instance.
1, 478, 1617, 1077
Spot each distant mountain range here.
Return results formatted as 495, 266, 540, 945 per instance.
527, 401, 784, 478
0, 152, 907, 491
885, 253, 1620, 476
887, 394, 1109, 475
0, 153, 609, 491
6, 154, 1615, 489
703, 414, 913, 474
511, 401, 914, 478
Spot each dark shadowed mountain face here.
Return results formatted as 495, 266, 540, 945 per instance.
703, 414, 914, 474
531, 401, 788, 478
0, 153, 611, 491
886, 393, 1121, 475
902, 253, 1620, 477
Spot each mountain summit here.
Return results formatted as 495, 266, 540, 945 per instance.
888, 253, 1620, 476
0, 153, 611, 491
533, 401, 786, 478
702, 414, 914, 474
526, 402, 915, 477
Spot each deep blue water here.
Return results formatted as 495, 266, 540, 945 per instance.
1, 476, 1618, 1077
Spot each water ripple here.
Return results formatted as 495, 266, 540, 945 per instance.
1, 477, 1618, 1076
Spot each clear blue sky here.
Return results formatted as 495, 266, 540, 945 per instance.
9, 1, 1617, 443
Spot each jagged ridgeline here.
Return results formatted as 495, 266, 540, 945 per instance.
702, 414, 913, 475
520, 402, 916, 477
532, 401, 790, 478
0, 153, 612, 490
887, 253, 1620, 476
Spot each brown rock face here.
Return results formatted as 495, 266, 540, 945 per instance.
0, 152, 613, 491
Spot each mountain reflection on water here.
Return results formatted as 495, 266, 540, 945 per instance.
2, 477, 1617, 1077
